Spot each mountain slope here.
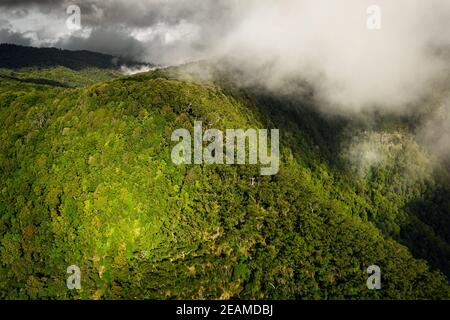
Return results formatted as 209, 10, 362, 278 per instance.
0, 44, 147, 70
0, 63, 449, 299
0, 44, 154, 88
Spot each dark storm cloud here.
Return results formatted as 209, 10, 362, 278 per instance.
0, 0, 65, 14
1, 0, 449, 108
73, 0, 240, 46
0, 0, 238, 28
54, 26, 146, 59
0, 0, 62, 6
0, 28, 32, 45
0, 0, 241, 64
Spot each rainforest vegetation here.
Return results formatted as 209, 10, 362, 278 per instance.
0, 45, 449, 299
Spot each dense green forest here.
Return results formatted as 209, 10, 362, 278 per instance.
0, 44, 152, 71
0, 46, 449, 299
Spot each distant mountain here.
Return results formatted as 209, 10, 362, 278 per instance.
0, 43, 151, 70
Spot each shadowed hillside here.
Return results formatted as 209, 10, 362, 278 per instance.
0, 44, 151, 71
0, 56, 449, 299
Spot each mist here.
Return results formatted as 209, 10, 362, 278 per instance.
213, 0, 450, 112
1, 0, 450, 157
208, 0, 450, 161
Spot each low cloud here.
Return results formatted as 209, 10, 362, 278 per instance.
417, 95, 450, 159
54, 27, 146, 60
0, 28, 32, 46
216, 0, 450, 113
0, 0, 241, 64
1, 0, 450, 157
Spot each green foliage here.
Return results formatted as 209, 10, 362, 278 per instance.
0, 43, 150, 71
0, 65, 449, 300
0, 67, 122, 88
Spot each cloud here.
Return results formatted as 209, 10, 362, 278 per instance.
0, 0, 241, 64
417, 95, 450, 159
54, 27, 146, 59
120, 65, 155, 75
1, 0, 450, 159
0, 28, 32, 46
0, 0, 61, 7
215, 0, 450, 112
0, 0, 449, 113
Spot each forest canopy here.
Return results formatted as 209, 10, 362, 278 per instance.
0, 46, 449, 299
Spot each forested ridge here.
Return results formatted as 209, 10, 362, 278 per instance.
0, 46, 449, 299
0, 44, 150, 71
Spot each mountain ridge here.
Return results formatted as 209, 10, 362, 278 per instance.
0, 46, 449, 299
0, 43, 152, 70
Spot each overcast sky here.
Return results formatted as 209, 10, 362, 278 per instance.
0, 0, 245, 64
1, 1, 449, 111
1, 0, 449, 67
1, 0, 450, 157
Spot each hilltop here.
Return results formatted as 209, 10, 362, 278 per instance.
0, 48, 449, 299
